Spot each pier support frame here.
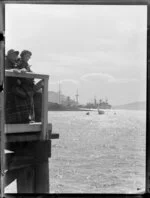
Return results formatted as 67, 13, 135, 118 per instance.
5, 140, 51, 193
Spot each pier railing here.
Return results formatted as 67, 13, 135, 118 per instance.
5, 70, 50, 141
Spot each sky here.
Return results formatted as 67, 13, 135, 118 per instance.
5, 4, 147, 105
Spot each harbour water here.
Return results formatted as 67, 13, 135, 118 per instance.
5, 109, 146, 193
49, 109, 146, 193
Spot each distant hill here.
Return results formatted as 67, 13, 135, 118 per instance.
48, 91, 59, 103
112, 101, 146, 110
48, 91, 72, 103
48, 91, 76, 106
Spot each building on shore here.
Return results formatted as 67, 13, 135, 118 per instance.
85, 98, 111, 109
48, 91, 76, 107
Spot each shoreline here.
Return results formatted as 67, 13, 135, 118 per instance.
48, 108, 95, 112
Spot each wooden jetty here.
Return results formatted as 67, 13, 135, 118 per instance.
4, 70, 59, 193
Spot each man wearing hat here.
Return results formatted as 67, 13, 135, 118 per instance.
5, 49, 20, 93
5, 49, 19, 69
5, 49, 31, 124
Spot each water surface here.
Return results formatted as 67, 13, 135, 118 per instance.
49, 110, 146, 193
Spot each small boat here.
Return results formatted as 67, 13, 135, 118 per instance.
97, 105, 104, 115
98, 110, 104, 115
86, 112, 90, 115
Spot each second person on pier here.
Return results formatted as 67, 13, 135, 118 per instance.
17, 50, 44, 122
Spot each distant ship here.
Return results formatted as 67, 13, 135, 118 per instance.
97, 99, 111, 109
94, 98, 111, 114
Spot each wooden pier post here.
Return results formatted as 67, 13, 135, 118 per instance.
0, 2, 5, 196
15, 141, 51, 193
34, 160, 49, 193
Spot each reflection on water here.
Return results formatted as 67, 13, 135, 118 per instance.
49, 110, 146, 193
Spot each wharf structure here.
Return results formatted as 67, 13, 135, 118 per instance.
86, 98, 111, 109
3, 70, 59, 193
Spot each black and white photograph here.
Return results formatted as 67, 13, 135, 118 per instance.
3, 2, 147, 194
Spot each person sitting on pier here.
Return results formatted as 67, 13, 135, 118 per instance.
5, 49, 31, 124
16, 50, 35, 121
17, 50, 43, 122
5, 49, 43, 124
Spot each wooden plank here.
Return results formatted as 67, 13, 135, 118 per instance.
0, 92, 4, 129
6, 134, 40, 142
5, 150, 50, 171
50, 133, 59, 139
5, 122, 42, 134
5, 141, 51, 157
17, 167, 35, 193
33, 141, 51, 193
41, 78, 48, 139
5, 70, 49, 80
0, 37, 4, 87
5, 153, 35, 171
34, 161, 49, 193
0, 3, 5, 196
0, 2, 4, 33
47, 122, 52, 139
46, 122, 59, 139
5, 123, 53, 142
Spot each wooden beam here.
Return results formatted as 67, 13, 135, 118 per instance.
34, 141, 50, 193
46, 123, 59, 139
5, 122, 42, 134
5, 141, 51, 157
5, 153, 35, 171
50, 133, 59, 139
41, 78, 48, 139
34, 161, 49, 193
17, 167, 35, 193
5, 70, 49, 80
0, 2, 4, 33
5, 134, 40, 142
5, 123, 53, 142
0, 2, 5, 197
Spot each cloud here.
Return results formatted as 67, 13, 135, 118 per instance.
46, 53, 90, 66
80, 73, 115, 82
60, 79, 79, 84
49, 79, 79, 85
115, 78, 138, 83
80, 73, 138, 83
49, 81, 58, 85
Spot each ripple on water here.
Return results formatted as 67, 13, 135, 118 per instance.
49, 110, 145, 193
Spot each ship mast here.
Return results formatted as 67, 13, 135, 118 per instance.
94, 96, 97, 108
105, 97, 108, 104
75, 89, 79, 105
58, 81, 61, 104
